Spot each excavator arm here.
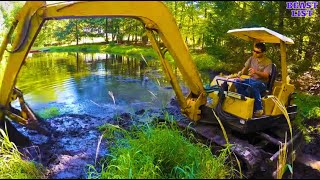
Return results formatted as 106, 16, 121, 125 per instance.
0, 1, 207, 123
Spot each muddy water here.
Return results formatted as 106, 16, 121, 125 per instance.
10, 52, 191, 178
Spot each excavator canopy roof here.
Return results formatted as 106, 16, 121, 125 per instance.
227, 27, 294, 44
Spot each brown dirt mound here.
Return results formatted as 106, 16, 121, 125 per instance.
293, 71, 320, 96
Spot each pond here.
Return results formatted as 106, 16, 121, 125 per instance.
12, 52, 193, 119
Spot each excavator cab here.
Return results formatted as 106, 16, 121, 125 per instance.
203, 27, 298, 134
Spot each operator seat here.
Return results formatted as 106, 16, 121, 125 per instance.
264, 63, 277, 96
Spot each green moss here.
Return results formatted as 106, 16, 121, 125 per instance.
37, 107, 60, 119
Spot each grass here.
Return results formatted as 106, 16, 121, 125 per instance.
275, 133, 290, 179
43, 44, 158, 60
0, 127, 44, 179
37, 107, 61, 119
270, 97, 294, 179
87, 117, 233, 179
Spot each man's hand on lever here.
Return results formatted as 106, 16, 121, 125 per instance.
226, 71, 242, 80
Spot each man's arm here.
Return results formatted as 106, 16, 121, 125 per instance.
238, 57, 252, 76
249, 68, 269, 79
239, 66, 249, 76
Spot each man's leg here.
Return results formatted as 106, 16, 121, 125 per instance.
235, 79, 249, 96
248, 79, 266, 112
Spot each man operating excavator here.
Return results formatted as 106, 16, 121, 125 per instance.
231, 43, 272, 117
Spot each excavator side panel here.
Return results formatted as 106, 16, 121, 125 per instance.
207, 91, 254, 120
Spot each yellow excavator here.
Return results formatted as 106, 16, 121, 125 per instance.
0, 1, 302, 178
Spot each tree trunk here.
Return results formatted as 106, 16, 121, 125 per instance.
174, 1, 177, 17
191, 16, 195, 49
105, 17, 109, 43
134, 24, 138, 44
178, 2, 185, 30
76, 20, 79, 45
278, 1, 285, 34
127, 34, 130, 43
142, 35, 148, 45
111, 19, 116, 42
185, 13, 191, 46
201, 6, 207, 50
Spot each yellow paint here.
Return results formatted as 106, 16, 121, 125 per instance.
207, 91, 254, 120
262, 96, 275, 115
272, 83, 295, 115
222, 96, 254, 120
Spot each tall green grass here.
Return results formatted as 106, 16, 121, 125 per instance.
0, 128, 44, 179
87, 120, 232, 179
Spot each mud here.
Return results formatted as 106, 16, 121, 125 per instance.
12, 107, 169, 179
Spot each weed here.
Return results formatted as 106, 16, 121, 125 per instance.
212, 109, 243, 178
0, 126, 44, 179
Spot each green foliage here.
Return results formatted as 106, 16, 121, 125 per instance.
87, 121, 231, 179
0, 2, 24, 42
192, 53, 227, 71
292, 92, 320, 142
0, 128, 44, 179
294, 92, 320, 119
37, 107, 60, 119
0, 2, 24, 28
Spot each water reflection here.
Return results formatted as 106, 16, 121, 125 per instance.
13, 52, 184, 118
